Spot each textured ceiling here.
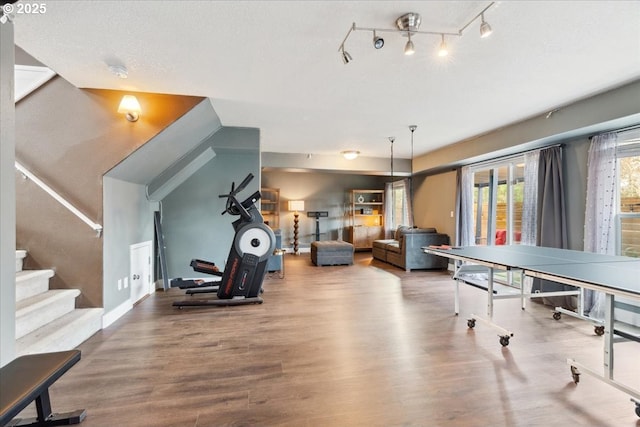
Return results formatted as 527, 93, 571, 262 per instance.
12, 1, 640, 159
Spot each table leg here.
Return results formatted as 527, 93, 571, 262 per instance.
487, 267, 494, 317
604, 293, 614, 380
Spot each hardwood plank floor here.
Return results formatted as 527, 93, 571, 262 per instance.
15, 253, 640, 426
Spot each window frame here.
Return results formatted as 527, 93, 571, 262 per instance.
614, 130, 640, 257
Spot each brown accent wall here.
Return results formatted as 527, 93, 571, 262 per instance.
15, 76, 202, 307
412, 171, 457, 242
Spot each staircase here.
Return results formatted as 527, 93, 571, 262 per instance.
15, 250, 103, 356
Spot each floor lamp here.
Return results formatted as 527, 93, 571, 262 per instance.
288, 200, 305, 255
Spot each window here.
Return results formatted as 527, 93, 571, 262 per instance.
385, 178, 413, 234
616, 129, 640, 257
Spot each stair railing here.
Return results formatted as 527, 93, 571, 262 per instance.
15, 161, 103, 237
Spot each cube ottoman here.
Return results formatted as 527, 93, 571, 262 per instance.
311, 240, 354, 266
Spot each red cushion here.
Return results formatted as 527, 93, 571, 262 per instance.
495, 230, 506, 245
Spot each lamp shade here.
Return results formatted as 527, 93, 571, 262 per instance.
118, 95, 141, 114
288, 200, 305, 211
118, 95, 142, 121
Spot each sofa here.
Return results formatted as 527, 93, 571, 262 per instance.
372, 226, 450, 271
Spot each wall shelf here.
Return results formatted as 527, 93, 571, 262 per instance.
260, 188, 279, 229
347, 189, 384, 250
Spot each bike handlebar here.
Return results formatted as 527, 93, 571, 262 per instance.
219, 174, 256, 220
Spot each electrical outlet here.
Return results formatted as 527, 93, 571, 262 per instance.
117, 279, 122, 290
124, 277, 129, 288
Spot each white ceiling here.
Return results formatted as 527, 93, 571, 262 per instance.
12, 1, 640, 159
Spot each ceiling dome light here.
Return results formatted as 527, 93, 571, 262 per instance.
373, 31, 384, 49
480, 13, 492, 38
404, 32, 415, 56
341, 150, 360, 160
108, 64, 128, 79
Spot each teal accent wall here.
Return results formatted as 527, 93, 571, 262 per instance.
161, 128, 260, 278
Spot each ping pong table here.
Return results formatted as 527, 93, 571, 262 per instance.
423, 244, 640, 417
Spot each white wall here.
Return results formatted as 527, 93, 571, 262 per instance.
103, 177, 155, 314
1, 19, 16, 365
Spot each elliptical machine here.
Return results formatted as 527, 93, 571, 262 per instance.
173, 173, 276, 308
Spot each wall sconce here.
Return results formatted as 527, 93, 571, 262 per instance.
288, 200, 305, 255
118, 95, 141, 122
341, 150, 360, 160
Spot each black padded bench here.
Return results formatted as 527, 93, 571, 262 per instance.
0, 350, 86, 426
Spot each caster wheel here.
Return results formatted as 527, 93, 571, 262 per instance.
594, 326, 605, 336
467, 319, 476, 329
499, 336, 510, 347
570, 365, 580, 384
635, 403, 640, 417
553, 312, 561, 321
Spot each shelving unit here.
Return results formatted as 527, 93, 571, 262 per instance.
260, 187, 279, 229
347, 189, 384, 250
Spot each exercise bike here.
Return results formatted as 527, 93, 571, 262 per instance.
172, 173, 276, 308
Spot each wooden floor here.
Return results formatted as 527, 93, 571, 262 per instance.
18, 253, 640, 426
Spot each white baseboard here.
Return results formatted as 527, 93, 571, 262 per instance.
285, 247, 311, 254
102, 299, 133, 329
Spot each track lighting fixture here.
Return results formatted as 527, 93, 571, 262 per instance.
373, 31, 384, 49
480, 13, 493, 38
338, 2, 495, 64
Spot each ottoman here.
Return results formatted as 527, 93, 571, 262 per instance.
311, 240, 354, 266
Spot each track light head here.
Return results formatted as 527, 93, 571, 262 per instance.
438, 34, 448, 57
404, 33, 415, 56
341, 47, 353, 64
480, 13, 493, 38
373, 31, 384, 49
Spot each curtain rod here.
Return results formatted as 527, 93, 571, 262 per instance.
590, 123, 640, 139
467, 143, 563, 169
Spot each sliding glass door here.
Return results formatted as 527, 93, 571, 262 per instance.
471, 159, 525, 246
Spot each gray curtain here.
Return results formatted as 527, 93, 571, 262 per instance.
532, 146, 573, 307
384, 181, 393, 238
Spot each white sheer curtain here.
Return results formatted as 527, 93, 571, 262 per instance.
521, 150, 539, 246
458, 166, 474, 246
384, 179, 413, 238
584, 132, 618, 318
401, 178, 414, 228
